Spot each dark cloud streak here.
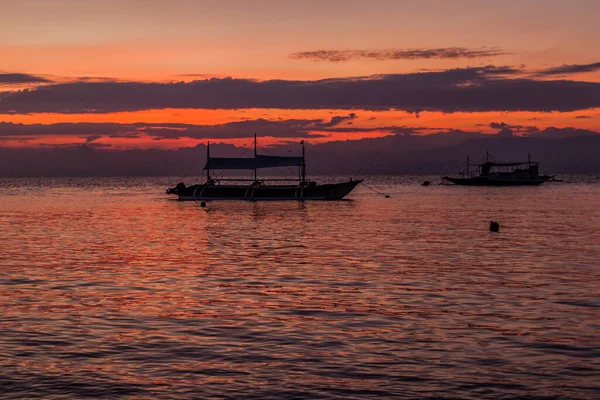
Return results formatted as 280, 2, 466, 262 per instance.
1, 67, 599, 114
0, 73, 51, 84
0, 114, 361, 141
290, 47, 506, 62
536, 61, 600, 76
84, 134, 103, 143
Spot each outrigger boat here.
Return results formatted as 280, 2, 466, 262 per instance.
167, 135, 362, 201
442, 153, 557, 186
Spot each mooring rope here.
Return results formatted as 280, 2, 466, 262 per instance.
361, 182, 391, 198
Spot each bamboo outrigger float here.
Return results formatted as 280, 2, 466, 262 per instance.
166, 135, 362, 200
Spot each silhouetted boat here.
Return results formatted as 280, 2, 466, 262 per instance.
442, 153, 557, 186
167, 135, 362, 200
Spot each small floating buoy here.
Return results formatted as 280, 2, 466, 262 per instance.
422, 180, 431, 186
385, 195, 390, 198
200, 201, 207, 208
490, 221, 499, 232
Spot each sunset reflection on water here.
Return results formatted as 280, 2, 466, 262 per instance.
0, 176, 599, 398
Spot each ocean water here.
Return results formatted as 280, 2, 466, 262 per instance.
0, 176, 599, 399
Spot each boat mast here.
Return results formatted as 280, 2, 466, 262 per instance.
206, 141, 210, 180
301, 140, 306, 182
253, 133, 258, 182
466, 155, 469, 177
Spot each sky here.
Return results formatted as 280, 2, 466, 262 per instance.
1, 0, 600, 150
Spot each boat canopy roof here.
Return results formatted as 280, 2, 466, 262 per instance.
205, 155, 304, 170
479, 161, 538, 167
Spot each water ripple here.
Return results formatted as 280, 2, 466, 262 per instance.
0, 176, 599, 399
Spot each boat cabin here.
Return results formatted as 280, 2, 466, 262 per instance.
479, 161, 540, 178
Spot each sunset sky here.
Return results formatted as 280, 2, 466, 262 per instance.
1, 0, 600, 149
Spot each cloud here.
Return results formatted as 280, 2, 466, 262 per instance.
390, 127, 422, 136
315, 113, 357, 128
137, 116, 361, 140
1, 66, 599, 114
84, 134, 103, 143
109, 133, 141, 139
174, 73, 224, 79
536, 61, 600, 76
485, 121, 539, 134
138, 119, 327, 140
478, 123, 599, 138
526, 126, 600, 139
1, 126, 600, 177
290, 47, 506, 62
0, 114, 359, 141
0, 122, 134, 137
87, 142, 113, 148
489, 122, 509, 129
0, 73, 51, 84
0, 114, 452, 144
74, 76, 121, 83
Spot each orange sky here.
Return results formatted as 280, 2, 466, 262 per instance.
1, 0, 600, 149
3, 108, 600, 130
1, 108, 598, 149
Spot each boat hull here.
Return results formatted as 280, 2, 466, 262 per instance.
442, 176, 551, 186
170, 180, 362, 201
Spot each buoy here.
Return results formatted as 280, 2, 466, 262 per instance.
490, 221, 499, 232
200, 201, 207, 208
422, 180, 431, 186
385, 195, 390, 198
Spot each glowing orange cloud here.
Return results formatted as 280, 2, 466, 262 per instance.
1, 108, 598, 150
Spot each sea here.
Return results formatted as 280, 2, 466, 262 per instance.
0, 175, 599, 399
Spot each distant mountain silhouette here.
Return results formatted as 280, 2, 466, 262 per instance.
1, 129, 599, 177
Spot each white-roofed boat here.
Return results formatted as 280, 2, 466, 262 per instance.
442, 152, 558, 186
167, 135, 362, 200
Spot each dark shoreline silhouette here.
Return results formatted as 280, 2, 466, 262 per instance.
1, 134, 599, 177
